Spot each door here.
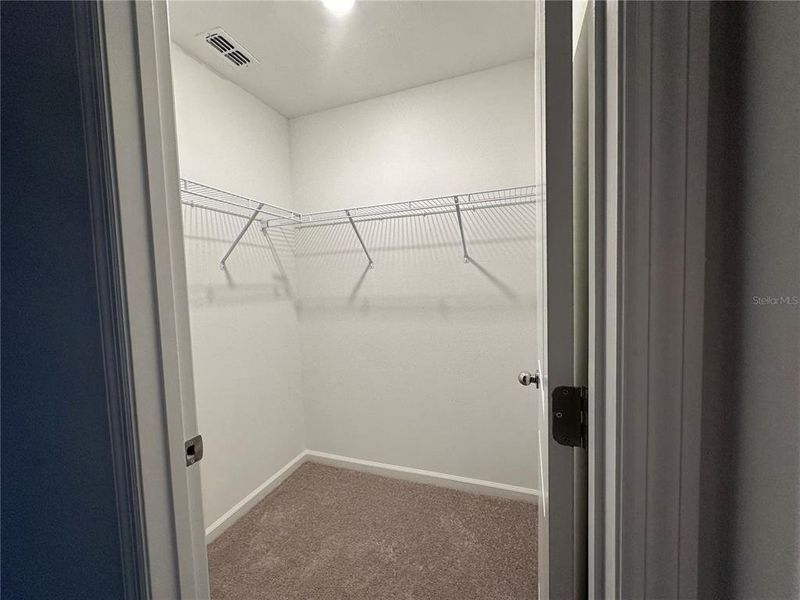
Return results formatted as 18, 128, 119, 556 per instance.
532, 3, 589, 599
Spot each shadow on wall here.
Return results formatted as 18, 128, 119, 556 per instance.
182, 203, 296, 308
182, 199, 540, 318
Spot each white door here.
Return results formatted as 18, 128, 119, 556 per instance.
532, 3, 588, 599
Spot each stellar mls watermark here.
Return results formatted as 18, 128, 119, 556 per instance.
752, 295, 799, 306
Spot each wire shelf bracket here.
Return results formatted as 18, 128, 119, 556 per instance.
219, 204, 263, 270
178, 178, 302, 270
453, 196, 471, 264
346, 209, 374, 269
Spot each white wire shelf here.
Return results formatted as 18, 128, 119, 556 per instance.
179, 179, 542, 271
262, 185, 544, 229
179, 178, 301, 222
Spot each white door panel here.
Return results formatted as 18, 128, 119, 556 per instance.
536, 2, 585, 599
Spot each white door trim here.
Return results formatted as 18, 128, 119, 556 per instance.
131, 1, 211, 595
615, 2, 710, 598
74, 2, 149, 597
588, 4, 711, 598
99, 1, 210, 597
587, 1, 611, 598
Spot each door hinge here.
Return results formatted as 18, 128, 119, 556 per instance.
552, 386, 588, 448
185, 434, 203, 466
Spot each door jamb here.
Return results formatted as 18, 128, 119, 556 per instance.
90, 1, 210, 597
587, 1, 612, 598
130, 1, 211, 593
614, 2, 710, 598
588, 3, 710, 598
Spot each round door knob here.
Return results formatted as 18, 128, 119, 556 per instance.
518, 371, 540, 388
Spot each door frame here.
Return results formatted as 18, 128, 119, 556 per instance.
614, 3, 709, 597
85, 1, 654, 598
579, 2, 712, 598
82, 1, 210, 597
73, 3, 149, 597
587, 1, 615, 597
591, 2, 711, 598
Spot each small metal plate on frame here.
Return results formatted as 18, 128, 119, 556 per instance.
185, 434, 203, 467
552, 386, 586, 447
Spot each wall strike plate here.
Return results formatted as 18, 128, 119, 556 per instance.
185, 434, 204, 466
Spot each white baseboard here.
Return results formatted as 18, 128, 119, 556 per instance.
205, 450, 308, 543
206, 449, 539, 543
305, 450, 539, 503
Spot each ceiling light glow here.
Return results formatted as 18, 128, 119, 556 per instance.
322, 0, 355, 14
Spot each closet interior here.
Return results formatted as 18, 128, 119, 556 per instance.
169, 1, 543, 598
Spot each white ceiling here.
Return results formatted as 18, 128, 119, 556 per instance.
168, 1, 535, 118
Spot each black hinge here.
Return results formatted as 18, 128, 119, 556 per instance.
185, 434, 203, 466
552, 386, 588, 448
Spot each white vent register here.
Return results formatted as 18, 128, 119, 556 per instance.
200, 27, 257, 68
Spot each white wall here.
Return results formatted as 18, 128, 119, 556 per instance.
170, 44, 305, 528
290, 60, 538, 211
290, 60, 540, 488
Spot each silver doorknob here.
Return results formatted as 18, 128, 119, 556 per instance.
518, 371, 540, 389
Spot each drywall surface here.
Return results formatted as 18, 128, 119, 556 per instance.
701, 3, 800, 598
290, 60, 538, 210
290, 60, 540, 488
171, 44, 305, 528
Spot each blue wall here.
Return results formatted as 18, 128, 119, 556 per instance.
1, 2, 126, 597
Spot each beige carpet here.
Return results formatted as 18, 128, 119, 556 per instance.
208, 462, 537, 600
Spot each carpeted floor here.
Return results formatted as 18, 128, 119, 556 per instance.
208, 462, 537, 599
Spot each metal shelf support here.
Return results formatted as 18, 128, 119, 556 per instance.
346, 209, 374, 268
219, 204, 263, 269
453, 196, 471, 263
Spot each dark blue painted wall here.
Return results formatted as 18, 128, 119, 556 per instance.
1, 2, 125, 597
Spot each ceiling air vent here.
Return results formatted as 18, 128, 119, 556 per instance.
201, 27, 257, 68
